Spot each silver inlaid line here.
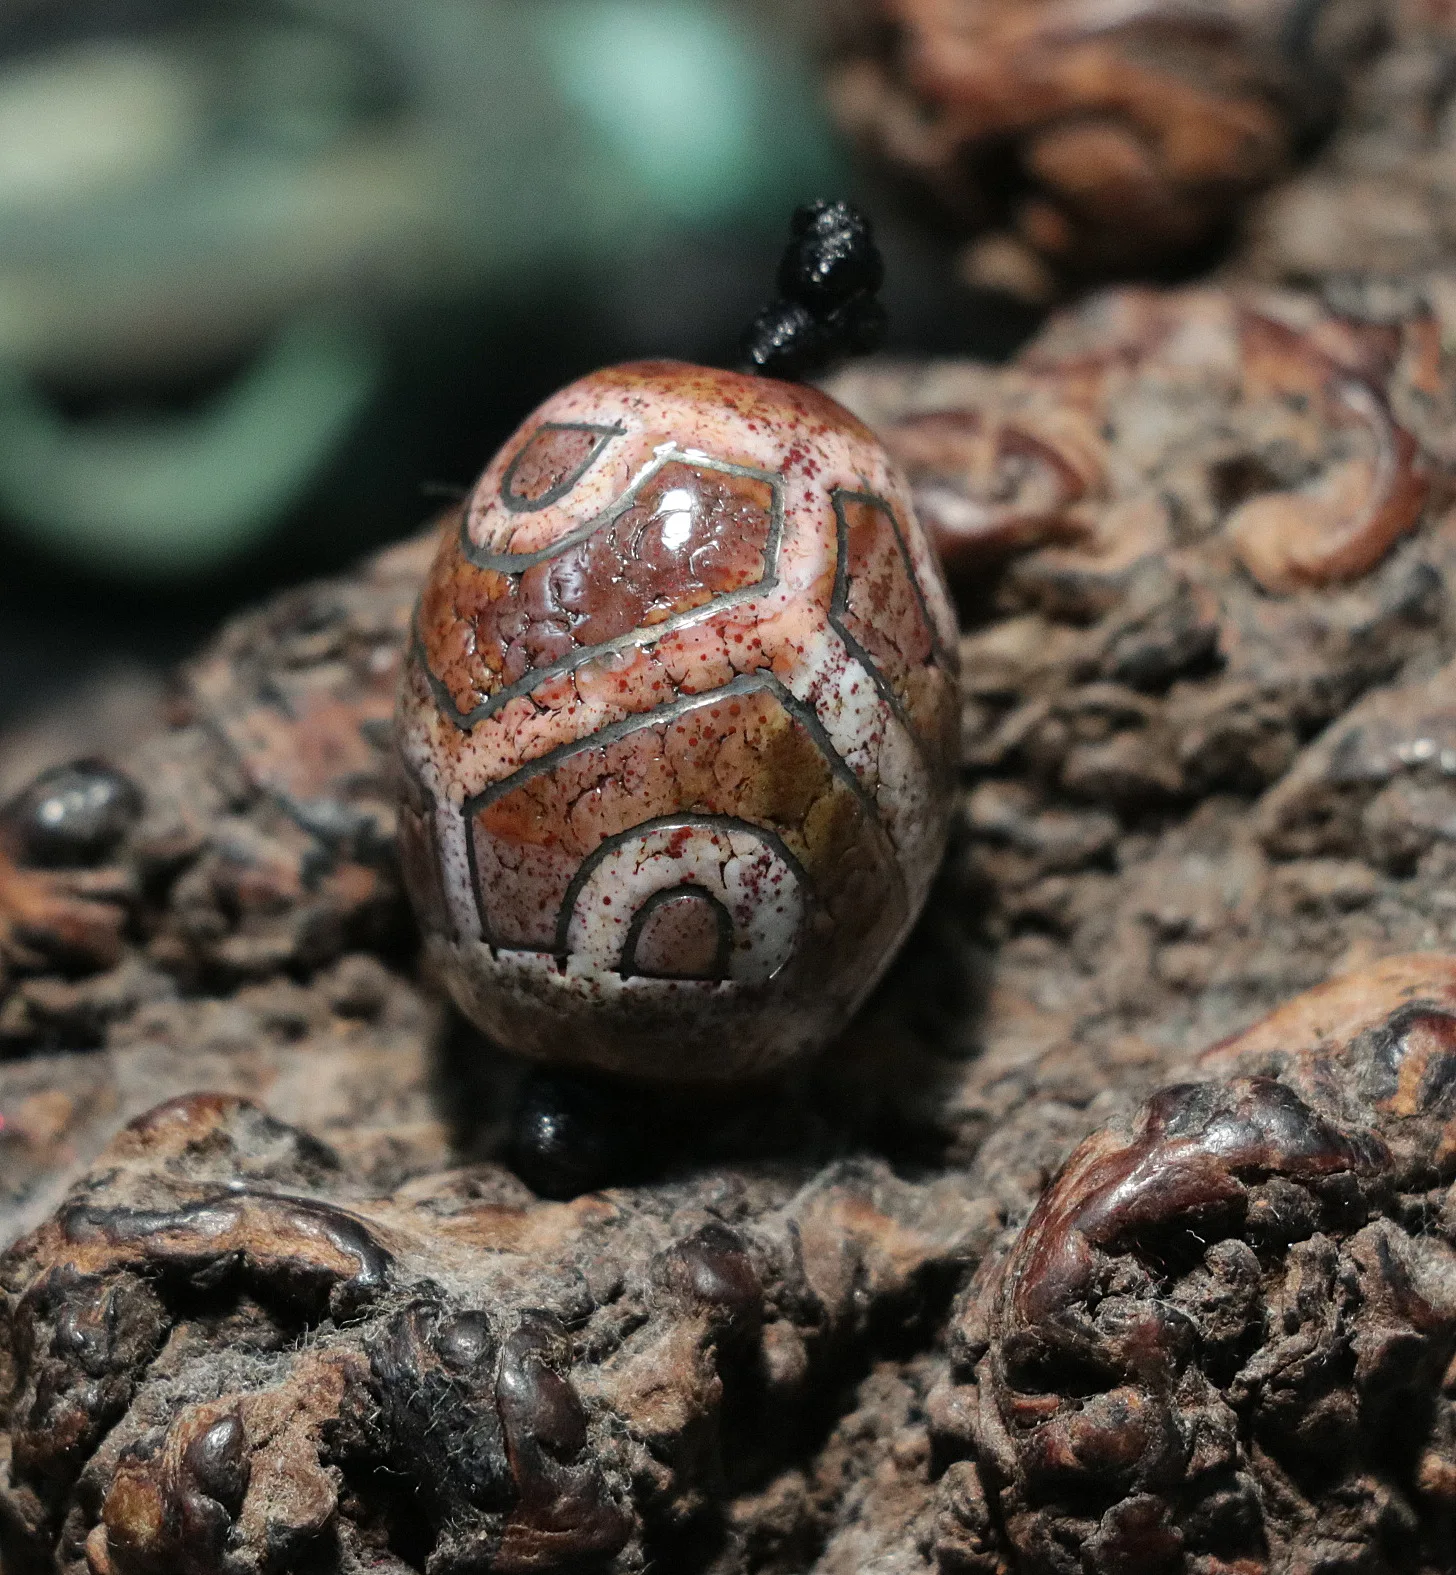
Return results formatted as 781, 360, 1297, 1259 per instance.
496, 420, 623, 516
553, 813, 811, 963
619, 882, 735, 980
457, 669, 904, 952
425, 448, 786, 730
828, 488, 950, 752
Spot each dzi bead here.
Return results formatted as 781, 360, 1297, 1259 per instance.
396, 360, 958, 1080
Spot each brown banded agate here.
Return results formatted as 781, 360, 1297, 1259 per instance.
395, 360, 959, 1080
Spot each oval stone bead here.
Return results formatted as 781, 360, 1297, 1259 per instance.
395, 360, 958, 1081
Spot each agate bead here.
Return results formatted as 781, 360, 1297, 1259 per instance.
395, 360, 958, 1080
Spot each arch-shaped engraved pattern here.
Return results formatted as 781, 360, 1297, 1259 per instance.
828, 488, 952, 751
498, 421, 622, 516
458, 673, 901, 963
563, 819, 805, 984
421, 450, 785, 730
621, 883, 734, 980
461, 448, 783, 577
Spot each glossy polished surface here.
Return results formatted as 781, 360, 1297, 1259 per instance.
396, 360, 958, 1080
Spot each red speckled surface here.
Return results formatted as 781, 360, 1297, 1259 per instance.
397, 361, 959, 1080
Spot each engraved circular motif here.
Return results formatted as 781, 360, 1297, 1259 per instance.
563, 818, 805, 985
623, 885, 733, 981
395, 360, 960, 1081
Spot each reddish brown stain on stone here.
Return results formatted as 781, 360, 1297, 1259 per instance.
503, 425, 607, 507
396, 359, 958, 1078
628, 890, 728, 979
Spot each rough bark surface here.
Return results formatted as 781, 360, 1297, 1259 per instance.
0, 1090, 995, 1575
934, 955, 1456, 1575
1233, 0, 1456, 286
819, 0, 1385, 295
4, 279, 1456, 1573
0, 533, 453, 1246
822, 0, 1456, 302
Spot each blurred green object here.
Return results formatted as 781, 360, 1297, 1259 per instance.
542, 0, 796, 223
0, 0, 841, 577
0, 317, 381, 576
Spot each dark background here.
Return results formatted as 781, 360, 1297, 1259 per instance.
0, 1, 1035, 737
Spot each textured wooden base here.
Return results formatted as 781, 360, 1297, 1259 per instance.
4, 280, 1456, 1574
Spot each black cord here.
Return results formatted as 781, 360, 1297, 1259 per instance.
739, 200, 887, 382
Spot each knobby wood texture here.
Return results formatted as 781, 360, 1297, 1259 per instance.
823, 0, 1456, 300
2, 280, 1456, 1573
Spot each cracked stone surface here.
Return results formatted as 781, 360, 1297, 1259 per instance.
4, 278, 1456, 1572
